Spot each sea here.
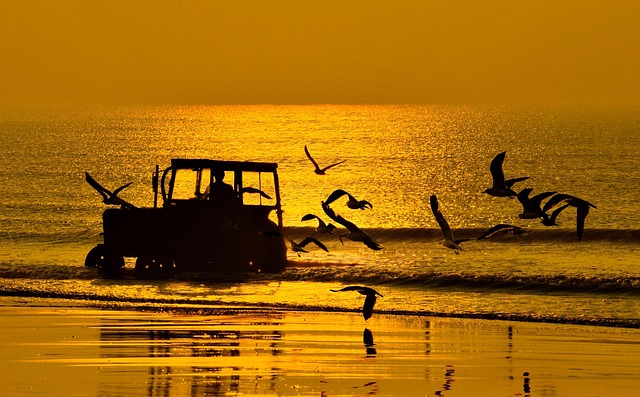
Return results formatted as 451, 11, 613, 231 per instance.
1, 104, 639, 327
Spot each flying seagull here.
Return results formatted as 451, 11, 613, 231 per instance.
324, 189, 373, 210
477, 224, 528, 240
516, 188, 556, 219
85, 172, 137, 209
543, 193, 596, 241
261, 231, 328, 256
322, 201, 382, 250
301, 214, 337, 234
483, 151, 529, 198
304, 145, 346, 175
430, 194, 470, 254
330, 285, 383, 320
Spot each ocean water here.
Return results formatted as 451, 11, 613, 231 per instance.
0, 105, 639, 327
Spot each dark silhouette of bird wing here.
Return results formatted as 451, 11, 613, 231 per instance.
322, 201, 359, 232
299, 237, 329, 252
530, 191, 556, 209
301, 213, 328, 226
430, 195, 455, 243
517, 188, 536, 212
85, 172, 110, 201
320, 160, 347, 173
240, 186, 272, 199
477, 224, 525, 240
85, 172, 135, 208
505, 176, 530, 188
576, 204, 591, 242
304, 145, 321, 172
548, 203, 570, 224
305, 145, 345, 174
325, 189, 351, 206
489, 151, 507, 188
363, 293, 377, 320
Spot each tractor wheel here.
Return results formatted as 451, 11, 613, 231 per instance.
85, 244, 106, 267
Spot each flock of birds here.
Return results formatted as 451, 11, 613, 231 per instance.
292, 147, 597, 321
86, 147, 596, 321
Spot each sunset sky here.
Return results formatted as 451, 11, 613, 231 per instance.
1, 1, 639, 107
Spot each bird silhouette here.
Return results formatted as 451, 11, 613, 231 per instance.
516, 188, 556, 219
543, 194, 596, 241
261, 231, 328, 256
322, 201, 382, 250
85, 172, 136, 209
477, 224, 528, 240
324, 189, 372, 210
483, 151, 529, 198
430, 194, 470, 254
304, 145, 346, 175
301, 214, 337, 234
330, 286, 383, 320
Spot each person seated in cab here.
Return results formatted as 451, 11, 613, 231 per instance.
205, 169, 237, 204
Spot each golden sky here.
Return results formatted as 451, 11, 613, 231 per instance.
1, 1, 639, 106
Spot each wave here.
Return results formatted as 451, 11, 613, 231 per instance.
1, 285, 638, 329
2, 226, 639, 246
2, 260, 639, 296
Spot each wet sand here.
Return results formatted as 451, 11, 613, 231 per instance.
1, 297, 640, 396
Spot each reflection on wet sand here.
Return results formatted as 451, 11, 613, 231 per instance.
99, 317, 284, 396
7, 304, 640, 397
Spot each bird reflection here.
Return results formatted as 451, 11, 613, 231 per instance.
363, 328, 376, 356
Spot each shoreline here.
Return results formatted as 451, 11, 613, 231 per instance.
2, 296, 640, 396
1, 290, 639, 330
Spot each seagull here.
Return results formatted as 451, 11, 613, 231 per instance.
85, 172, 137, 209
330, 286, 383, 320
324, 189, 372, 210
477, 224, 528, 240
301, 214, 337, 234
304, 145, 346, 175
430, 194, 470, 254
483, 151, 529, 198
517, 188, 556, 219
261, 231, 328, 256
322, 201, 382, 250
543, 194, 596, 241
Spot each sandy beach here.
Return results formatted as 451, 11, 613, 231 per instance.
0, 296, 638, 397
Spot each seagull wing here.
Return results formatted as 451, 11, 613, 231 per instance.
320, 160, 346, 172
575, 204, 591, 242
304, 145, 321, 172
299, 237, 329, 252
111, 181, 133, 197
322, 200, 359, 232
548, 204, 570, 224
240, 186, 272, 199
362, 293, 377, 320
430, 195, 455, 243
477, 224, 520, 240
543, 193, 574, 212
330, 285, 369, 293
530, 191, 557, 210
85, 172, 111, 201
325, 189, 349, 206
489, 151, 507, 187
505, 176, 529, 188
517, 188, 535, 212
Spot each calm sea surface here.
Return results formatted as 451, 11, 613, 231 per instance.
0, 105, 639, 326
